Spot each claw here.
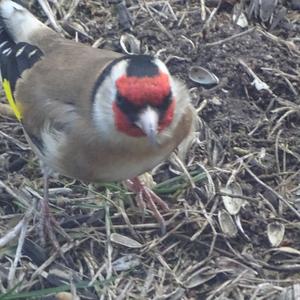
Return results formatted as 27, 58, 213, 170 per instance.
126, 177, 169, 234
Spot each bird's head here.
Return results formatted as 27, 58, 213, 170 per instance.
93, 55, 176, 145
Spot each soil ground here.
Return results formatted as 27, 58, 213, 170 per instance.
0, 0, 300, 299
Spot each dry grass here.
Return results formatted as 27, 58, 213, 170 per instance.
0, 0, 300, 299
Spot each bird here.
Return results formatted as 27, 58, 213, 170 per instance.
0, 0, 194, 246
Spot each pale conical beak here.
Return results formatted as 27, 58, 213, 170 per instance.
135, 107, 159, 145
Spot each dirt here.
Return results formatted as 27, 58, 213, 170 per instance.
0, 0, 300, 299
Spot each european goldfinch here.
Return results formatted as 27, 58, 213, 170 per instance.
0, 0, 194, 243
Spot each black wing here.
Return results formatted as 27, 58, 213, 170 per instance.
0, 28, 43, 120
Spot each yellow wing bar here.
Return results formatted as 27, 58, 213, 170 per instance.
2, 79, 22, 121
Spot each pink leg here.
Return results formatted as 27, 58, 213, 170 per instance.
38, 170, 70, 249
126, 177, 169, 234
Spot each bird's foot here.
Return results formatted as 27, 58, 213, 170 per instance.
126, 177, 169, 234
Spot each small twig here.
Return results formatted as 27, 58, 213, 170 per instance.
62, 0, 80, 21
0, 218, 25, 248
200, 0, 206, 21
205, 27, 256, 47
0, 180, 33, 210
207, 269, 249, 300
89, 264, 106, 288
37, 0, 64, 33
118, 200, 139, 238
8, 213, 30, 288
105, 199, 113, 281
170, 153, 195, 189
140, 262, 155, 297
29, 240, 82, 283
196, 98, 208, 114
201, 0, 222, 33
190, 192, 218, 241
270, 108, 300, 137
163, 2, 178, 21
116, 280, 134, 300
233, 0, 246, 25
261, 68, 299, 96
244, 164, 300, 219
261, 68, 300, 82
0, 130, 30, 150
142, 0, 173, 40
257, 28, 300, 56
275, 129, 282, 175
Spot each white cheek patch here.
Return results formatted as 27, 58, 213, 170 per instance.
93, 59, 131, 140
110, 60, 128, 82
93, 77, 118, 139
